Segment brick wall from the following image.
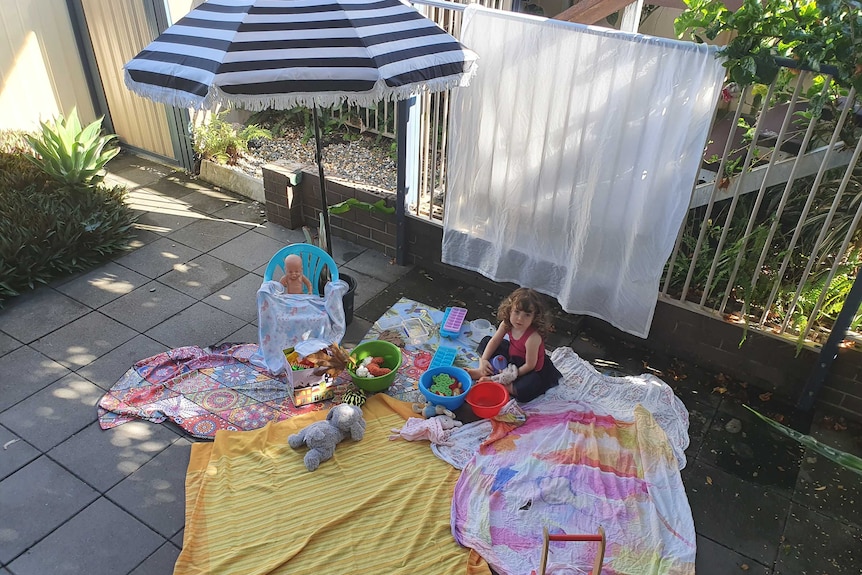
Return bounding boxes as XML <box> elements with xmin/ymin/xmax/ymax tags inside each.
<box><xmin>263</xmin><ymin>164</ymin><xmax>862</xmax><ymax>422</ymax></box>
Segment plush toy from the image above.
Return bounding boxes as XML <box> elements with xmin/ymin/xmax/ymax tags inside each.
<box><xmin>411</xmin><ymin>398</ymin><xmax>456</xmax><ymax>420</ymax></box>
<box><xmin>389</xmin><ymin>415</ymin><xmax>463</xmax><ymax>445</ymax></box>
<box><xmin>287</xmin><ymin>403</ymin><xmax>366</xmax><ymax>471</ymax></box>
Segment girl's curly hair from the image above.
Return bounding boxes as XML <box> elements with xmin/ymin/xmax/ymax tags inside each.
<box><xmin>496</xmin><ymin>288</ymin><xmax>552</xmax><ymax>339</ymax></box>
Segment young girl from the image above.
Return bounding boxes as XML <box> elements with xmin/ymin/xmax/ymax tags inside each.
<box><xmin>468</xmin><ymin>288</ymin><xmax>562</xmax><ymax>403</ymax></box>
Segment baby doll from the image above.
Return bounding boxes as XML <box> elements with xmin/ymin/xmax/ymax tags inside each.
<box><xmin>279</xmin><ymin>253</ymin><xmax>313</xmax><ymax>294</ymax></box>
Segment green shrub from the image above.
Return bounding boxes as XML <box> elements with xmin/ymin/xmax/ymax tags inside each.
<box><xmin>193</xmin><ymin>110</ymin><xmax>272</xmax><ymax>166</ymax></box>
<box><xmin>0</xmin><ymin>118</ymin><xmax>136</xmax><ymax>305</ymax></box>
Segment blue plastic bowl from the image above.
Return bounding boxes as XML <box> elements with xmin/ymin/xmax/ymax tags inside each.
<box><xmin>418</xmin><ymin>366</ymin><xmax>473</xmax><ymax>410</ymax></box>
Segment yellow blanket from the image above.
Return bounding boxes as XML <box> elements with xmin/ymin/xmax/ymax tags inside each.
<box><xmin>174</xmin><ymin>394</ymin><xmax>490</xmax><ymax>575</ymax></box>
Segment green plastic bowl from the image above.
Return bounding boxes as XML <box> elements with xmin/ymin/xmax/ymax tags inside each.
<box><xmin>347</xmin><ymin>340</ymin><xmax>403</xmax><ymax>392</ymax></box>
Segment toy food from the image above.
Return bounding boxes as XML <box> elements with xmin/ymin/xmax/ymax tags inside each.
<box><xmin>354</xmin><ymin>356</ymin><xmax>392</xmax><ymax>378</ymax></box>
<box><xmin>430</xmin><ymin>373</ymin><xmax>463</xmax><ymax>396</ymax></box>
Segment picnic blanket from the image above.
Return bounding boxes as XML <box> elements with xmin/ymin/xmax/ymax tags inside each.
<box><xmin>429</xmin><ymin>346</ymin><xmax>694</xmax><ymax>574</ymax></box>
<box><xmin>97</xmin><ymin>343</ymin><xmax>323</xmax><ymax>439</ymax></box>
<box><xmin>173</xmin><ymin>394</ymin><xmax>491</xmax><ymax>575</ymax></box>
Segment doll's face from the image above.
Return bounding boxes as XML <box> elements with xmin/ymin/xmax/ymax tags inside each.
<box><xmin>285</xmin><ymin>255</ymin><xmax>304</xmax><ymax>280</ymax></box>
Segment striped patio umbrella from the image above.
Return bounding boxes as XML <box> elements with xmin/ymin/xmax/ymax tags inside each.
<box><xmin>124</xmin><ymin>0</ymin><xmax>478</xmax><ymax>254</ymax></box>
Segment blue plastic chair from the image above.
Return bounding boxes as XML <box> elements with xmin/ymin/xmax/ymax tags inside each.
<box><xmin>263</xmin><ymin>243</ymin><xmax>339</xmax><ymax>295</ymax></box>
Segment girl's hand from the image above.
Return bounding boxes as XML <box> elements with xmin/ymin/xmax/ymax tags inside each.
<box><xmin>478</xmin><ymin>358</ymin><xmax>493</xmax><ymax>376</ymax></box>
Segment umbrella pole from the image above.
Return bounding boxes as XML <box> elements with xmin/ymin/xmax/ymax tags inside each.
<box><xmin>312</xmin><ymin>104</ymin><xmax>334</xmax><ymax>257</ymax></box>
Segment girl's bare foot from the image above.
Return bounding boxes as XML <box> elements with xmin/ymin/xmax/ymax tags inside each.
<box><xmin>466</xmin><ymin>367</ymin><xmax>483</xmax><ymax>380</ymax></box>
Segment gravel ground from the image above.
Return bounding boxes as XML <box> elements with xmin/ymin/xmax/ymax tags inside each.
<box><xmin>236</xmin><ymin>125</ymin><xmax>397</xmax><ymax>192</ymax></box>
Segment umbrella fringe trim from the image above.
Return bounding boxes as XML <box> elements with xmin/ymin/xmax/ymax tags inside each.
<box><xmin>208</xmin><ymin>74</ymin><xmax>477</xmax><ymax>111</ymax></box>
<box><xmin>124</xmin><ymin>70</ymin><xmax>212</xmax><ymax>110</ymax></box>
<box><xmin>124</xmin><ymin>69</ymin><xmax>478</xmax><ymax>113</ymax></box>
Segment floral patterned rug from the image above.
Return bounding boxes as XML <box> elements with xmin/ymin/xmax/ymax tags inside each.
<box><xmin>97</xmin><ymin>298</ymin><xmax>485</xmax><ymax>439</ymax></box>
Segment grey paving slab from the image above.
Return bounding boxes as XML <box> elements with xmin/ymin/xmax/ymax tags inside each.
<box><xmin>329</xmin><ymin>235</ymin><xmax>368</xmax><ymax>265</ymax></box>
<box><xmin>684</xmin><ymin>396</ymin><xmax>718</xmax><ymax>461</ymax></box>
<box><xmin>112</xmin><ymin>237</ymin><xmax>202</xmax><ymax>280</ymax></box>
<box><xmin>208</xmin><ymin>229</ymin><xmax>285</xmax><ymax>271</ymax></box>
<box><xmin>775</xmin><ymin>502</ymin><xmax>862</xmax><ymax>574</ymax></box>
<box><xmin>683</xmin><ymin>460</ymin><xmax>790</xmax><ymax>565</ymax></box>
<box><xmin>124</xmin><ymin>189</ymin><xmax>203</xmax><ymax>236</ymax></box>
<box><xmin>105</xmin><ymin>438</ymin><xmax>193</xmax><ymax>538</ymax></box>
<box><xmin>130</xmin><ymin>541</ymin><xmax>181</xmax><ymax>575</ymax></box>
<box><xmin>202</xmin><ymin>273</ymin><xmax>262</xmax><ymax>323</ymax></box>
<box><xmin>340</xmin><ymin>247</ymin><xmax>412</xmax><ymax>283</ymax></box>
<box><xmin>5</xmin><ymin>498</ymin><xmax>165</xmax><ymax>575</ymax></box>
<box><xmin>0</xmin><ymin>456</ymin><xmax>98</xmax><ymax>564</ymax></box>
<box><xmin>75</xmin><ymin>334</ymin><xmax>168</xmax><ymax>391</ymax></box>
<box><xmin>0</xmin><ymin>346</ymin><xmax>70</xmax><ymax>411</ymax></box>
<box><xmin>339</xmin><ymin>268</ymin><xmax>388</xmax><ymax>312</ymax></box>
<box><xmin>158</xmin><ymin>253</ymin><xmax>248</xmax><ymax>300</ymax></box>
<box><xmin>355</xmin><ymin>265</ymin><xmax>463</xmax><ymax>321</ymax></box>
<box><xmin>29</xmin><ymin>311</ymin><xmax>137</xmax><ymax>370</ymax></box>
<box><xmin>253</xmin><ymin>221</ymin><xmax>307</xmax><ymax>244</ymax></box>
<box><xmin>0</xmin><ymin>424</ymin><xmax>39</xmax><ymax>481</ymax></box>
<box><xmin>123</xmin><ymin>224</ymin><xmax>162</xmax><ymax>248</ymax></box>
<box><xmin>172</xmin><ymin>529</ymin><xmax>184</xmax><ymax>548</ymax></box>
<box><xmin>792</xmin><ymin>413</ymin><xmax>862</xmax><ymax>528</ymax></box>
<box><xmin>167</xmin><ymin>217</ymin><xmax>249</xmax><ymax>252</ymax></box>
<box><xmin>0</xmin><ymin>331</ymin><xmax>20</xmax><ymax>356</ymax></box>
<box><xmin>49</xmin><ymin>421</ymin><xmax>181</xmax><ymax>493</ymax></box>
<box><xmin>0</xmin><ymin>289</ymin><xmax>90</xmax><ymax>343</ymax></box>
<box><xmin>211</xmin><ymin>200</ymin><xmax>267</xmax><ymax>225</ymax></box>
<box><xmin>695</xmin><ymin>535</ymin><xmax>771</xmax><ymax>574</ymax></box>
<box><xmin>698</xmin><ymin>399</ymin><xmax>804</xmax><ymax>493</ymax></box>
<box><xmin>100</xmin><ymin>281</ymin><xmax>196</xmax><ymax>333</ymax></box>
<box><xmin>54</xmin><ymin>262</ymin><xmax>149</xmax><ymax>308</ymax></box>
<box><xmin>145</xmin><ymin>174</ymin><xmax>216</xmax><ymax>201</ymax></box>
<box><xmin>176</xmin><ymin>187</ymin><xmax>247</xmax><ymax>214</ymax></box>
<box><xmin>103</xmin><ymin>153</ymin><xmax>175</xmax><ymax>189</ymax></box>
<box><xmin>0</xmin><ymin>372</ymin><xmax>103</xmax><ymax>452</ymax></box>
<box><xmin>344</xmin><ymin>316</ymin><xmax>373</xmax><ymax>346</ymax></box>
<box><xmin>222</xmin><ymin>322</ymin><xmax>260</xmax><ymax>346</ymax></box>
<box><xmin>145</xmin><ymin>301</ymin><xmax>244</xmax><ymax>349</ymax></box>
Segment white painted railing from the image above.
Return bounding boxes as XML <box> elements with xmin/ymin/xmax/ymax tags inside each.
<box><xmin>356</xmin><ymin>1</ymin><xmax>862</xmax><ymax>347</ymax></box>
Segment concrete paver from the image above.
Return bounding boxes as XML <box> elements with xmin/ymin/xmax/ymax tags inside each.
<box><xmin>0</xmin><ymin>372</ymin><xmax>104</xmax><ymax>452</ymax></box>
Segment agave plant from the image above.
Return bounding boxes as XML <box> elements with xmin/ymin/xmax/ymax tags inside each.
<box><xmin>25</xmin><ymin>109</ymin><xmax>119</xmax><ymax>187</ymax></box>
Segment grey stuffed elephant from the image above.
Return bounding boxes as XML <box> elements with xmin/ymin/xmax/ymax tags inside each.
<box><xmin>287</xmin><ymin>403</ymin><xmax>366</xmax><ymax>471</ymax></box>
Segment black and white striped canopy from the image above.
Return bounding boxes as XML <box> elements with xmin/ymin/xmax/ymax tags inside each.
<box><xmin>124</xmin><ymin>0</ymin><xmax>478</xmax><ymax>111</ymax></box>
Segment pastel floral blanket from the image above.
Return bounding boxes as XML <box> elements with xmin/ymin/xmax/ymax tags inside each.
<box><xmin>451</xmin><ymin>397</ymin><xmax>696</xmax><ymax>575</ymax></box>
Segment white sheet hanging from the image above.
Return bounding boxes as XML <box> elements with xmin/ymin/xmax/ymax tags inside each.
<box><xmin>442</xmin><ymin>6</ymin><xmax>725</xmax><ymax>337</ymax></box>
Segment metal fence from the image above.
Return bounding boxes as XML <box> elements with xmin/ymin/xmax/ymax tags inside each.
<box><xmin>661</xmin><ymin>68</ymin><xmax>862</xmax><ymax>347</ymax></box>
<box><xmin>348</xmin><ymin>2</ymin><xmax>862</xmax><ymax>348</ymax></box>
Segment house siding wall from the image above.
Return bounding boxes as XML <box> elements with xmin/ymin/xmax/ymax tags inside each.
<box><xmin>263</xmin><ymin>164</ymin><xmax>862</xmax><ymax>423</ymax></box>
<box><xmin>0</xmin><ymin>0</ymin><xmax>96</xmax><ymax>131</ymax></box>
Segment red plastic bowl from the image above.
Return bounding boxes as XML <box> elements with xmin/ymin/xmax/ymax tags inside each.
<box><xmin>466</xmin><ymin>381</ymin><xmax>509</xmax><ymax>418</ymax></box>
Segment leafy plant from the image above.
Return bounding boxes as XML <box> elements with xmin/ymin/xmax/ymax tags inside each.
<box><xmin>302</xmin><ymin>198</ymin><xmax>395</xmax><ymax>254</ymax></box>
<box><xmin>25</xmin><ymin>109</ymin><xmax>120</xmax><ymax>187</ymax></box>
<box><xmin>1</xmin><ymin>129</ymin><xmax>136</xmax><ymax>305</ymax></box>
<box><xmin>744</xmin><ymin>405</ymin><xmax>862</xmax><ymax>476</ymax></box>
<box><xmin>193</xmin><ymin>110</ymin><xmax>272</xmax><ymax>165</ymax></box>
<box><xmin>675</xmin><ymin>0</ymin><xmax>862</xmax><ymax>94</ymax></box>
